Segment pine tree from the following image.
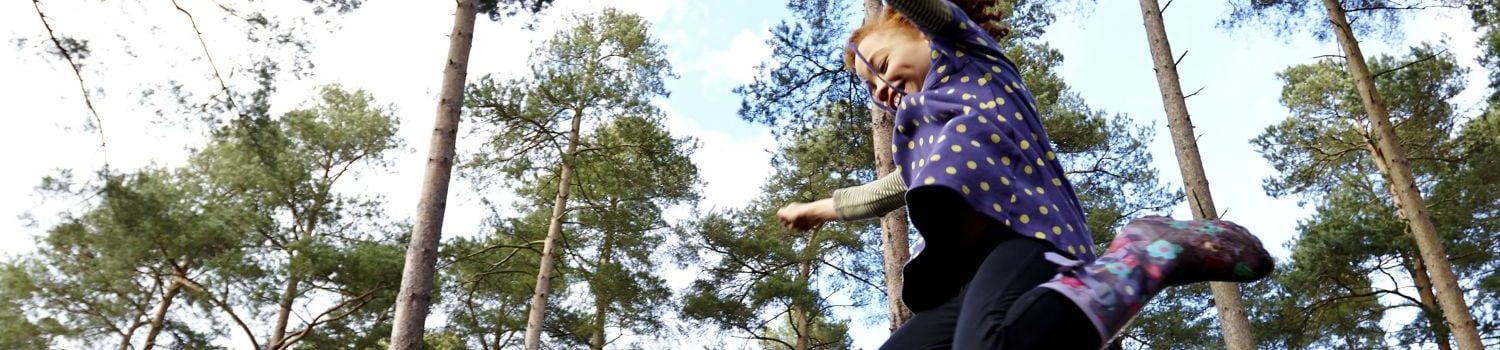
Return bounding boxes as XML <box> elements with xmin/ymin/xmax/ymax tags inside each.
<box><xmin>458</xmin><ymin>9</ymin><xmax>674</xmax><ymax>348</ymax></box>
<box><xmin>390</xmin><ymin>1</ymin><xmax>554</xmax><ymax>347</ymax></box>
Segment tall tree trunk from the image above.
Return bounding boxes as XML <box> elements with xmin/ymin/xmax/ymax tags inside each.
<box><xmin>141</xmin><ymin>280</ymin><xmax>183</xmax><ymax>350</ymax></box>
<box><xmin>1136</xmin><ymin>2</ymin><xmax>1257</xmax><ymax>349</ymax></box>
<box><xmin>389</xmin><ymin>0</ymin><xmax>477</xmax><ymax>348</ymax></box>
<box><xmin>523</xmin><ymin>107</ymin><xmax>586</xmax><ymax>350</ymax></box>
<box><xmin>1403</xmin><ymin>250</ymin><xmax>1454</xmax><ymax>350</ymax></box>
<box><xmin>793</xmin><ymin>258</ymin><xmax>813</xmax><ymax>350</ymax></box>
<box><xmin>589</xmin><ymin>230</ymin><xmax>614</xmax><ymax>350</ymax></box>
<box><xmin>269</xmin><ymin>273</ymin><xmax>301</xmax><ymax>349</ymax></box>
<box><xmin>863</xmin><ymin>0</ymin><xmax>913</xmax><ymax>331</ymax></box>
<box><xmin>1320</xmin><ymin>2</ymin><xmax>1485</xmax><ymax>349</ymax></box>
<box><xmin>1366</xmin><ymin>142</ymin><xmax>1452</xmax><ymax>350</ymax></box>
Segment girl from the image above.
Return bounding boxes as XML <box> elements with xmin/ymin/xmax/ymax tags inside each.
<box><xmin>775</xmin><ymin>0</ymin><xmax>1274</xmax><ymax>348</ymax></box>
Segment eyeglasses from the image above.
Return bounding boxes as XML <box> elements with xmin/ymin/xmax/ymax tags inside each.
<box><xmin>847</xmin><ymin>41</ymin><xmax>907</xmax><ymax>113</ymax></box>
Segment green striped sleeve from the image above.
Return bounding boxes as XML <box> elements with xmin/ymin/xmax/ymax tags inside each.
<box><xmin>886</xmin><ymin>0</ymin><xmax>956</xmax><ymax>36</ymax></box>
<box><xmin>832</xmin><ymin>172</ymin><xmax>907</xmax><ymax>221</ymax></box>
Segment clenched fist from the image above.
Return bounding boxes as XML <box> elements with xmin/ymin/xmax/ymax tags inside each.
<box><xmin>776</xmin><ymin>198</ymin><xmax>837</xmax><ymax>231</ymax></box>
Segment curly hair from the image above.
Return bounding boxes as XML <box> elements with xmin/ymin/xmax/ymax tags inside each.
<box><xmin>843</xmin><ymin>0</ymin><xmax>1012</xmax><ymax>72</ymax></box>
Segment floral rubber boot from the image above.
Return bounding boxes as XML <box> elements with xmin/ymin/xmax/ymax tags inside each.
<box><xmin>1034</xmin><ymin>216</ymin><xmax>1275</xmax><ymax>343</ymax></box>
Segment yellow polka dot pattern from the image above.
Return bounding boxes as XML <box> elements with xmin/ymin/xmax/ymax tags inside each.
<box><xmin>880</xmin><ymin>5</ymin><xmax>1095</xmax><ymax>261</ymax></box>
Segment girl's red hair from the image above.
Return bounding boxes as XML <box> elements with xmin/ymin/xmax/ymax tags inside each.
<box><xmin>843</xmin><ymin>1</ymin><xmax>1012</xmax><ymax>72</ymax></box>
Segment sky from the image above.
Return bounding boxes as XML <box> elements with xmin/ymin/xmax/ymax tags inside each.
<box><xmin>0</xmin><ymin>0</ymin><xmax>1490</xmax><ymax>349</ymax></box>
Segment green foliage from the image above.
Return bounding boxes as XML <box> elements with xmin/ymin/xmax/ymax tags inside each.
<box><xmin>735</xmin><ymin>0</ymin><xmax>865</xmax><ymax>138</ymax></box>
<box><xmin>1253</xmin><ymin>44</ymin><xmax>1464</xmax><ymax>201</ymax></box>
<box><xmin>0</xmin><ymin>261</ymin><xmax>60</xmax><ymax>350</ymax></box>
<box><xmin>678</xmin><ymin>106</ymin><xmax>880</xmax><ymax>348</ymax></box>
<box><xmin>200</xmin><ymin>85</ymin><xmax>407</xmax><ymax>348</ymax></box>
<box><xmin>1116</xmin><ymin>284</ymin><xmax>1223</xmax><ymax>349</ymax></box>
<box><xmin>1250</xmin><ymin>44</ymin><xmax>1500</xmax><ymax>347</ymax></box>
<box><xmin>440</xmin><ymin>217</ymin><xmax>552</xmax><ymax>349</ymax></box>
<box><xmin>477</xmin><ymin>0</ymin><xmax>556</xmax><ymax>22</ymax></box>
<box><xmin>464</xmin><ymin>8</ymin><xmax>673</xmax><ymax>184</ymax></box>
<box><xmin>1221</xmin><ymin>0</ymin><xmax>1411</xmax><ymax>42</ymax></box>
<box><xmin>1</xmin><ymin>85</ymin><xmax>408</xmax><ymax>349</ymax></box>
<box><xmin>5</xmin><ymin>166</ymin><xmax>262</xmax><ymax>348</ymax></box>
<box><xmin>1472</xmin><ymin>1</ymin><xmax>1500</xmax><ymax>104</ymax></box>
<box><xmin>759</xmin><ymin>315</ymin><xmax>853</xmax><ymax>350</ymax></box>
<box><xmin>1434</xmin><ymin>110</ymin><xmax>1500</xmax><ymax>335</ymax></box>
<box><xmin>450</xmin><ymin>9</ymin><xmax>693</xmax><ymax>349</ymax></box>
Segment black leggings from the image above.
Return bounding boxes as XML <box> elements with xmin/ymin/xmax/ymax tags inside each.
<box><xmin>881</xmin><ymin>237</ymin><xmax>1103</xmax><ymax>349</ymax></box>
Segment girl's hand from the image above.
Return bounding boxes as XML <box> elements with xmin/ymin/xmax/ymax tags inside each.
<box><xmin>777</xmin><ymin>198</ymin><xmax>837</xmax><ymax>231</ymax></box>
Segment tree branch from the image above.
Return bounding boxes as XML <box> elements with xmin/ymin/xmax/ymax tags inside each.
<box><xmin>31</xmin><ymin>0</ymin><xmax>107</xmax><ymax>163</ymax></box>
<box><xmin>1372</xmin><ymin>52</ymin><xmax>1444</xmax><ymax>79</ymax></box>
<box><xmin>276</xmin><ymin>285</ymin><xmax>385</xmax><ymax>349</ymax></box>
<box><xmin>171</xmin><ymin>0</ymin><xmax>240</xmax><ymax>117</ymax></box>
<box><xmin>1183</xmin><ymin>86</ymin><xmax>1205</xmax><ymax>99</ymax></box>
<box><xmin>177</xmin><ymin>275</ymin><xmax>261</xmax><ymax>350</ymax></box>
<box><xmin>817</xmin><ymin>258</ymin><xmax>881</xmax><ymax>291</ymax></box>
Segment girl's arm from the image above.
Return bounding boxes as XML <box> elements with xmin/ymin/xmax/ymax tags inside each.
<box><xmin>886</xmin><ymin>0</ymin><xmax>957</xmax><ymax>35</ymax></box>
<box><xmin>778</xmin><ymin>172</ymin><xmax>907</xmax><ymax>230</ymax></box>
<box><xmin>831</xmin><ymin>171</ymin><xmax>907</xmax><ymax>220</ymax></box>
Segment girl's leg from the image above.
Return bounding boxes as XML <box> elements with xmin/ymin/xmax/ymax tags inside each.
<box><xmin>957</xmin><ymin>217</ymin><xmax>1274</xmax><ymax>347</ymax></box>
<box><xmin>991</xmin><ymin>290</ymin><xmax>1102</xmax><ymax>349</ymax></box>
<box><xmin>950</xmin><ymin>237</ymin><xmax>1101</xmax><ymax>349</ymax></box>
<box><xmin>884</xmin><ymin>216</ymin><xmax>1007</xmax><ymax>348</ymax></box>
<box><xmin>880</xmin><ymin>292</ymin><xmax>962</xmax><ymax>349</ymax></box>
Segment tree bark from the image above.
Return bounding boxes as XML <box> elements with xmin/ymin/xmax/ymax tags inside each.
<box><xmin>1403</xmin><ymin>250</ymin><xmax>1454</xmax><ymax>350</ymax></box>
<box><xmin>1320</xmin><ymin>2</ymin><xmax>1485</xmax><ymax>349</ymax></box>
<box><xmin>268</xmin><ymin>272</ymin><xmax>301</xmax><ymax>349</ymax></box>
<box><xmin>589</xmin><ymin>230</ymin><xmax>614</xmax><ymax>350</ymax></box>
<box><xmin>1136</xmin><ymin>2</ymin><xmax>1257</xmax><ymax>349</ymax></box>
<box><xmin>863</xmin><ymin>0</ymin><xmax>913</xmax><ymax>332</ymax></box>
<box><xmin>141</xmin><ymin>281</ymin><xmax>183</xmax><ymax>350</ymax></box>
<box><xmin>1366</xmin><ymin>142</ymin><xmax>1451</xmax><ymax>350</ymax></box>
<box><xmin>793</xmin><ymin>258</ymin><xmax>813</xmax><ymax>350</ymax></box>
<box><xmin>118</xmin><ymin>322</ymin><xmax>140</xmax><ymax>350</ymax></box>
<box><xmin>523</xmin><ymin>106</ymin><xmax>586</xmax><ymax>350</ymax></box>
<box><xmin>389</xmin><ymin>0</ymin><xmax>477</xmax><ymax>348</ymax></box>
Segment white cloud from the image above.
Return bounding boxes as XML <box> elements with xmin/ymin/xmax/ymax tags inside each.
<box><xmin>656</xmin><ymin>100</ymin><xmax>776</xmax><ymax>212</ymax></box>
<box><xmin>695</xmin><ymin>27</ymin><xmax>778</xmax><ymax>86</ymax></box>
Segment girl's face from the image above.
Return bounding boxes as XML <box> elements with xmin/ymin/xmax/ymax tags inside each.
<box><xmin>853</xmin><ymin>29</ymin><xmax>931</xmax><ymax>111</ymax></box>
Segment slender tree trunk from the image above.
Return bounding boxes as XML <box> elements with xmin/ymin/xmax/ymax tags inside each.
<box><xmin>863</xmin><ymin>0</ymin><xmax>912</xmax><ymax>331</ymax></box>
<box><xmin>1136</xmin><ymin>2</ymin><xmax>1257</xmax><ymax>349</ymax></box>
<box><xmin>1367</xmin><ymin>143</ymin><xmax>1452</xmax><ymax>350</ymax></box>
<box><xmin>268</xmin><ymin>273</ymin><xmax>301</xmax><ymax>349</ymax></box>
<box><xmin>793</xmin><ymin>258</ymin><xmax>813</xmax><ymax>350</ymax></box>
<box><xmin>1320</xmin><ymin>2</ymin><xmax>1485</xmax><ymax>349</ymax></box>
<box><xmin>389</xmin><ymin>1</ymin><xmax>477</xmax><ymax>348</ymax></box>
<box><xmin>141</xmin><ymin>281</ymin><xmax>183</xmax><ymax>350</ymax></box>
<box><xmin>1403</xmin><ymin>250</ymin><xmax>1454</xmax><ymax>350</ymax></box>
<box><xmin>589</xmin><ymin>231</ymin><xmax>614</xmax><ymax>350</ymax></box>
<box><xmin>523</xmin><ymin>107</ymin><xmax>586</xmax><ymax>350</ymax></box>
